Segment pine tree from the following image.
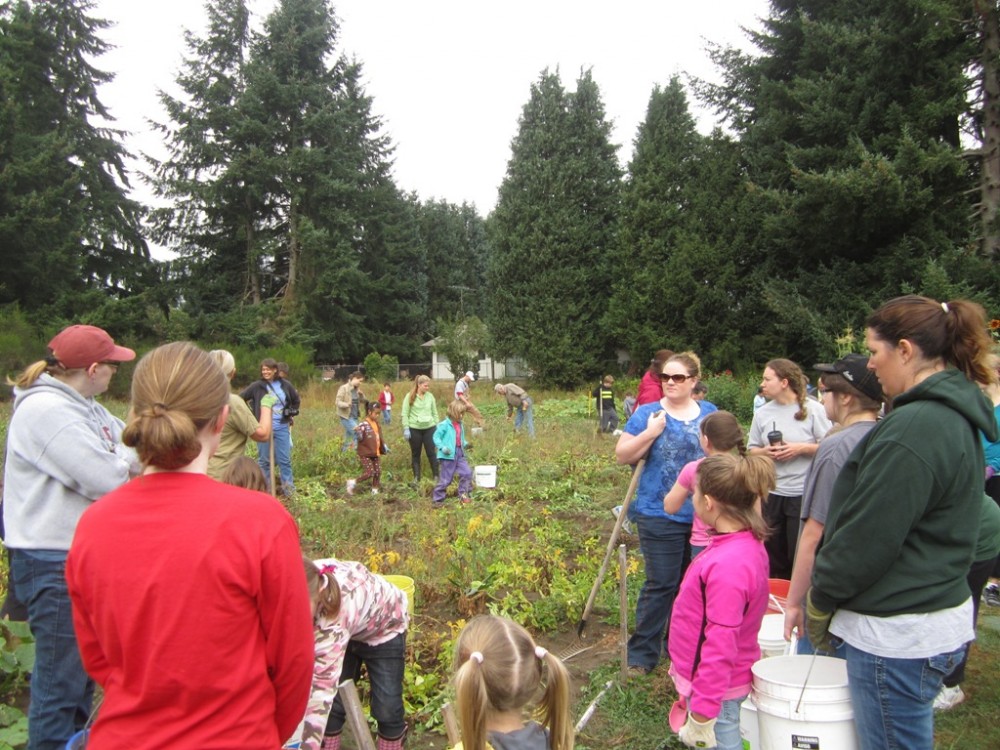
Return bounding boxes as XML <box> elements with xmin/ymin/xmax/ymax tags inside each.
<box><xmin>0</xmin><ymin>0</ymin><xmax>149</xmax><ymax>317</ymax></box>
<box><xmin>488</xmin><ymin>69</ymin><xmax>621</xmax><ymax>386</ymax></box>
<box><xmin>148</xmin><ymin>0</ymin><xmax>263</xmax><ymax>314</ymax></box>
<box><xmin>699</xmin><ymin>0</ymin><xmax>979</xmax><ymax>361</ymax></box>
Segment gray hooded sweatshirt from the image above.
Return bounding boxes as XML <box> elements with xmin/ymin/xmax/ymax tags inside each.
<box><xmin>3</xmin><ymin>373</ymin><xmax>138</xmax><ymax>551</ymax></box>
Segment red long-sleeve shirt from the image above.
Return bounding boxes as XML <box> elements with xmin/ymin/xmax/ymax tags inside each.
<box><xmin>67</xmin><ymin>472</ymin><xmax>315</xmax><ymax>750</ymax></box>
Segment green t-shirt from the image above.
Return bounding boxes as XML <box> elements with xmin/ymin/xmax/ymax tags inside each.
<box><xmin>207</xmin><ymin>393</ymin><xmax>261</xmax><ymax>480</ymax></box>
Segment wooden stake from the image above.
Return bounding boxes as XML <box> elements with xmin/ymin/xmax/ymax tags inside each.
<box><xmin>337</xmin><ymin>680</ymin><xmax>376</xmax><ymax>750</ymax></box>
<box><xmin>619</xmin><ymin>543</ymin><xmax>628</xmax><ymax>682</ymax></box>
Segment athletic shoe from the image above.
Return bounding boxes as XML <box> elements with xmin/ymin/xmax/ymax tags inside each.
<box><xmin>460</xmin><ymin>495</ymin><xmax>472</xmax><ymax>505</ymax></box>
<box><xmin>371</xmin><ymin>488</ymin><xmax>379</xmax><ymax>495</ymax></box>
<box><xmin>612</xmin><ymin>505</ymin><xmax>634</xmax><ymax>535</ymax></box>
<box><xmin>983</xmin><ymin>583</ymin><xmax>1000</xmax><ymax>607</ymax></box>
<box><xmin>933</xmin><ymin>685</ymin><xmax>965</xmax><ymax>711</ymax></box>
<box><xmin>346</xmin><ymin>479</ymin><xmax>356</xmax><ymax>496</ymax></box>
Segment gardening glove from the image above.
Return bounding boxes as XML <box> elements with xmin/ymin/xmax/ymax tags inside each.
<box><xmin>806</xmin><ymin>588</ymin><xmax>835</xmax><ymax>653</ymax></box>
<box><xmin>261</xmin><ymin>393</ymin><xmax>278</xmax><ymax>410</ymax></box>
<box><xmin>403</xmin><ymin>428</ymin><xmax>411</xmax><ymax>440</ymax></box>
<box><xmin>678</xmin><ymin>714</ymin><xmax>717</xmax><ymax>748</ymax></box>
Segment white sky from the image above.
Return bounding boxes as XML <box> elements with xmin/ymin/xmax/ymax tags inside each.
<box><xmin>94</xmin><ymin>0</ymin><xmax>768</xmax><ymax>234</ymax></box>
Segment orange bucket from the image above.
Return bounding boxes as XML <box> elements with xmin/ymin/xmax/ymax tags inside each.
<box><xmin>767</xmin><ymin>578</ymin><xmax>790</xmax><ymax>614</ymax></box>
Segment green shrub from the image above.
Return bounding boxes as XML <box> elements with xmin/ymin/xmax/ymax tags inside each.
<box><xmin>362</xmin><ymin>352</ymin><xmax>400</xmax><ymax>384</ymax></box>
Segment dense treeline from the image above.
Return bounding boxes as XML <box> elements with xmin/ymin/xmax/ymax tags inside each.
<box><xmin>1</xmin><ymin>0</ymin><xmax>997</xmax><ymax>385</ymax></box>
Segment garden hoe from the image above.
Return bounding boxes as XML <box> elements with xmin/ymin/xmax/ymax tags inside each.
<box><xmin>573</xmin><ymin>457</ymin><xmax>646</xmax><ymax>640</ymax></box>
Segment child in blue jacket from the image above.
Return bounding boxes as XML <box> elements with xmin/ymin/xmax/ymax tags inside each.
<box><xmin>432</xmin><ymin>400</ymin><xmax>473</xmax><ymax>507</ymax></box>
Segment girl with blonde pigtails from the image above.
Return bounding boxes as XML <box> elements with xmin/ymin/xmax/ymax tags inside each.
<box><xmin>450</xmin><ymin>615</ymin><xmax>574</xmax><ymax>750</ymax></box>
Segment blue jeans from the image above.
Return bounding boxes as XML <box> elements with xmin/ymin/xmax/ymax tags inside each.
<box><xmin>339</xmin><ymin>417</ymin><xmax>358</xmax><ymax>451</ymax></box>
<box><xmin>628</xmin><ymin>516</ymin><xmax>691</xmax><ymax>671</ymax></box>
<box><xmin>325</xmin><ymin>632</ymin><xmax>406</xmax><ymax>739</ymax></box>
<box><xmin>258</xmin><ymin>426</ymin><xmax>294</xmax><ymax>491</ymax></box>
<box><xmin>514</xmin><ymin>399</ymin><xmax>535</xmax><ymax>437</ymax></box>
<box><xmin>844</xmin><ymin>642</ymin><xmax>966</xmax><ymax>750</ymax></box>
<box><xmin>12</xmin><ymin>550</ymin><xmax>95</xmax><ymax>750</ymax></box>
<box><xmin>714</xmin><ymin>696</ymin><xmax>745</xmax><ymax>750</ymax></box>
<box><xmin>383</xmin><ymin>409</ymin><xmax>391</xmax><ymax>425</ymax></box>
<box><xmin>795</xmin><ymin>631</ymin><xmax>847</xmax><ymax>658</ymax></box>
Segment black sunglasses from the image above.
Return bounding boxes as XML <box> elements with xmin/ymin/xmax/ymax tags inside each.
<box><xmin>658</xmin><ymin>373</ymin><xmax>693</xmax><ymax>383</ymax></box>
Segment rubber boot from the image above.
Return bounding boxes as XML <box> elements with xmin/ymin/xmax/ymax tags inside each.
<box><xmin>377</xmin><ymin>732</ymin><xmax>406</xmax><ymax>750</ymax></box>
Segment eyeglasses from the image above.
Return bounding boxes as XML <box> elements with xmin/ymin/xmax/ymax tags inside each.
<box><xmin>99</xmin><ymin>361</ymin><xmax>120</xmax><ymax>372</ymax></box>
<box><xmin>658</xmin><ymin>373</ymin><xmax>693</xmax><ymax>383</ymax></box>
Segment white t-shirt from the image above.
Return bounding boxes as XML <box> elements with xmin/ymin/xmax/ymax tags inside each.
<box><xmin>748</xmin><ymin>399</ymin><xmax>832</xmax><ymax>496</ymax></box>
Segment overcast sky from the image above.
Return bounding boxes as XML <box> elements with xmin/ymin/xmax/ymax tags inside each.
<box><xmin>94</xmin><ymin>0</ymin><xmax>769</xmax><ymax>227</ymax></box>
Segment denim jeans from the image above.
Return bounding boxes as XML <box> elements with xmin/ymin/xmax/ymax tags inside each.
<box><xmin>325</xmin><ymin>632</ymin><xmax>406</xmax><ymax>739</ymax></box>
<box><xmin>258</xmin><ymin>426</ymin><xmax>294</xmax><ymax>491</ymax></box>
<box><xmin>382</xmin><ymin>409</ymin><xmax>391</xmax><ymax>425</ymax></box>
<box><xmin>627</xmin><ymin>515</ymin><xmax>691</xmax><ymax>671</ymax></box>
<box><xmin>844</xmin><ymin>641</ymin><xmax>966</xmax><ymax>750</ymax></box>
<box><xmin>714</xmin><ymin>696</ymin><xmax>746</xmax><ymax>750</ymax></box>
<box><xmin>339</xmin><ymin>417</ymin><xmax>358</xmax><ymax>451</ymax></box>
<box><xmin>795</xmin><ymin>631</ymin><xmax>847</xmax><ymax>658</ymax></box>
<box><xmin>12</xmin><ymin>550</ymin><xmax>95</xmax><ymax>750</ymax></box>
<box><xmin>514</xmin><ymin>399</ymin><xmax>535</xmax><ymax>437</ymax></box>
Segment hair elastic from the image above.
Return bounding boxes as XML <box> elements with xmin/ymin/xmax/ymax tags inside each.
<box><xmin>535</xmin><ymin>646</ymin><xmax>548</xmax><ymax>659</ymax></box>
<box><xmin>941</xmin><ymin>302</ymin><xmax>950</xmax><ymax>314</ymax></box>
<box><xmin>469</xmin><ymin>651</ymin><xmax>484</xmax><ymax>664</ymax></box>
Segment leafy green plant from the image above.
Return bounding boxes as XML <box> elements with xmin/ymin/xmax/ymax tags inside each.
<box><xmin>0</xmin><ymin>620</ymin><xmax>33</xmax><ymax>750</ymax></box>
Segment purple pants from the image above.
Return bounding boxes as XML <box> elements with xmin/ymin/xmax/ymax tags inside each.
<box><xmin>432</xmin><ymin>449</ymin><xmax>473</xmax><ymax>502</ymax></box>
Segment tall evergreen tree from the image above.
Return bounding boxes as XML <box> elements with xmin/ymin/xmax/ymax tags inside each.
<box><xmin>0</xmin><ymin>0</ymin><xmax>149</xmax><ymax>318</ymax></box>
<box><xmin>488</xmin><ymin>69</ymin><xmax>621</xmax><ymax>386</ymax></box>
<box><xmin>419</xmin><ymin>198</ymin><xmax>489</xmax><ymax>326</ymax></box>
<box><xmin>605</xmin><ymin>77</ymin><xmax>705</xmax><ymax>362</ymax></box>
<box><xmin>698</xmin><ymin>0</ymin><xmax>981</xmax><ymax>361</ymax></box>
<box><xmin>148</xmin><ymin>0</ymin><xmax>264</xmax><ymax>315</ymax></box>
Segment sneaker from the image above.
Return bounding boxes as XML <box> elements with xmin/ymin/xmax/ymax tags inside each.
<box><xmin>460</xmin><ymin>495</ymin><xmax>472</xmax><ymax>505</ymax></box>
<box><xmin>627</xmin><ymin>665</ymin><xmax>650</xmax><ymax>680</ymax></box>
<box><xmin>933</xmin><ymin>685</ymin><xmax>965</xmax><ymax>711</ymax></box>
<box><xmin>984</xmin><ymin>583</ymin><xmax>1000</xmax><ymax>607</ymax></box>
<box><xmin>612</xmin><ymin>505</ymin><xmax>634</xmax><ymax>535</ymax></box>
<box><xmin>371</xmin><ymin>488</ymin><xmax>379</xmax><ymax>495</ymax></box>
<box><xmin>346</xmin><ymin>479</ymin><xmax>356</xmax><ymax>496</ymax></box>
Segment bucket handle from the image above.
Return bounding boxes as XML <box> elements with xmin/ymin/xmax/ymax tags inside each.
<box><xmin>794</xmin><ymin>652</ymin><xmax>818</xmax><ymax>714</ymax></box>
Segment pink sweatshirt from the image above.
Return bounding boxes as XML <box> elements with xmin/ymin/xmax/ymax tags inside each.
<box><xmin>668</xmin><ymin>529</ymin><xmax>769</xmax><ymax>718</ymax></box>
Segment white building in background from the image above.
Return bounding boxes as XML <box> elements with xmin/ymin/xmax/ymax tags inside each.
<box><xmin>420</xmin><ymin>338</ymin><xmax>530</xmax><ymax>381</ymax></box>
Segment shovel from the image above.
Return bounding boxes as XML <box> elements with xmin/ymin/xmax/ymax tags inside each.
<box><xmin>575</xmin><ymin>458</ymin><xmax>646</xmax><ymax>638</ymax></box>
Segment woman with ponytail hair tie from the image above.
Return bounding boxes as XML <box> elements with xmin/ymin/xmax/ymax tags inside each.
<box><xmin>66</xmin><ymin>342</ymin><xmax>315</xmax><ymax>750</ymax></box>
<box><xmin>450</xmin><ymin>615</ymin><xmax>573</xmax><ymax>750</ymax></box>
<box><xmin>808</xmin><ymin>296</ymin><xmax>999</xmax><ymax>750</ymax></box>
<box><xmin>748</xmin><ymin>358</ymin><xmax>832</xmax><ymax>579</ymax></box>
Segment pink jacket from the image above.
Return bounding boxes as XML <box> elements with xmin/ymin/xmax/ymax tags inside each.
<box><xmin>668</xmin><ymin>530</ymin><xmax>769</xmax><ymax>718</ymax></box>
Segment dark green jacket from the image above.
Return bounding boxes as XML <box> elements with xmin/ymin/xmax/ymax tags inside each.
<box><xmin>812</xmin><ymin>369</ymin><xmax>999</xmax><ymax>616</ymax></box>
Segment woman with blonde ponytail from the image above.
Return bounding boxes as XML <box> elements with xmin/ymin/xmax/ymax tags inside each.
<box><xmin>65</xmin><ymin>342</ymin><xmax>315</xmax><ymax>750</ymax></box>
<box><xmin>450</xmin><ymin>615</ymin><xmax>573</xmax><ymax>750</ymax></box>
<box><xmin>667</xmin><ymin>453</ymin><xmax>774</xmax><ymax>750</ymax></box>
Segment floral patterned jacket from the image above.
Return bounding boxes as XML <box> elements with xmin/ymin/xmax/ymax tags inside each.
<box><xmin>299</xmin><ymin>559</ymin><xmax>409</xmax><ymax>750</ymax></box>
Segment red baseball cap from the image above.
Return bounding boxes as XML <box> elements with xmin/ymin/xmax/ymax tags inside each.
<box><xmin>48</xmin><ymin>325</ymin><xmax>136</xmax><ymax>369</ymax></box>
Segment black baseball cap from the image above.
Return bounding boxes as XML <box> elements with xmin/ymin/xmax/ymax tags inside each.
<box><xmin>814</xmin><ymin>354</ymin><xmax>884</xmax><ymax>403</ymax></box>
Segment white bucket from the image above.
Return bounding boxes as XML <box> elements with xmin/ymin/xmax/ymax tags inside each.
<box><xmin>757</xmin><ymin>613</ymin><xmax>789</xmax><ymax>659</ymax></box>
<box><xmin>474</xmin><ymin>465</ymin><xmax>497</xmax><ymax>488</ymax></box>
<box><xmin>752</xmin><ymin>655</ymin><xmax>858</xmax><ymax>750</ymax></box>
<box><xmin>740</xmin><ymin>695</ymin><xmax>760</xmax><ymax>750</ymax></box>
